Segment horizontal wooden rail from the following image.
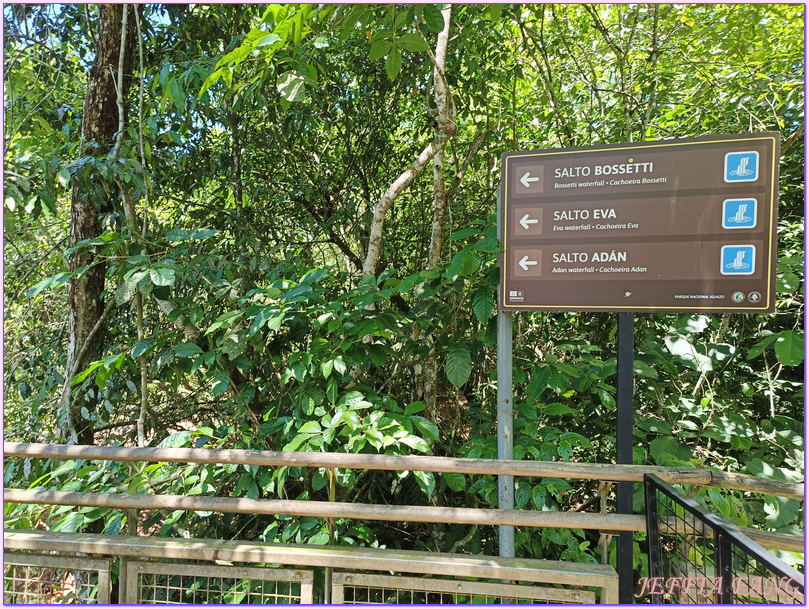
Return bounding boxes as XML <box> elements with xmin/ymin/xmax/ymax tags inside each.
<box><xmin>3</xmin><ymin>529</ymin><xmax>620</xmax><ymax>599</ymax></box>
<box><xmin>4</xmin><ymin>442</ymin><xmax>804</xmax><ymax>500</ymax></box>
<box><xmin>4</xmin><ymin>488</ymin><xmax>802</xmax><ymax>553</ymax></box>
<box><xmin>3</xmin><ymin>488</ymin><xmax>644</xmax><ymax>532</ymax></box>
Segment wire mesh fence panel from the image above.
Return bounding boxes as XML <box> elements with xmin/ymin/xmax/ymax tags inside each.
<box><xmin>3</xmin><ymin>553</ymin><xmax>110</xmax><ymax>604</ymax></box>
<box><xmin>331</xmin><ymin>572</ymin><xmax>597</xmax><ymax>604</ymax></box>
<box><xmin>644</xmin><ymin>473</ymin><xmax>804</xmax><ymax>604</ymax></box>
<box><xmin>125</xmin><ymin>561</ymin><xmax>313</xmax><ymax>604</ymax></box>
<box><xmin>725</xmin><ymin>537</ymin><xmax>805</xmax><ymax>603</ymax></box>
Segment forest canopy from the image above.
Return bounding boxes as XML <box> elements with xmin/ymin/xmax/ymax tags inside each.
<box><xmin>3</xmin><ymin>3</ymin><xmax>804</xmax><ymax>571</ymax></box>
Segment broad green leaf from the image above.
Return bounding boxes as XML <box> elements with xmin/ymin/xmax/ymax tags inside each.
<box><xmin>541</xmin><ymin>478</ymin><xmax>572</xmax><ymax>492</ymax></box>
<box><xmin>475</xmin><ymin>238</ymin><xmax>501</xmax><ymax>253</ymax></box>
<box><xmin>764</xmin><ymin>497</ymin><xmax>801</xmax><ymax>529</ymax></box>
<box><xmin>57</xmin><ymin>167</ymin><xmax>71</xmax><ymax>188</ymax></box>
<box><xmin>249</xmin><ymin>30</ymin><xmax>281</xmax><ymax>47</ymax></box>
<box><xmin>191</xmin><ymin>228</ymin><xmax>220</xmax><ymax>240</ymax></box>
<box><xmin>166</xmin><ymin>228</ymin><xmax>191</xmax><ymax>241</ymax></box>
<box><xmin>777</xmin><ymin>272</ymin><xmax>801</xmax><ymax>293</ymax></box>
<box><xmin>69</xmin><ymin>361</ymin><xmax>104</xmax><ymax>386</ymax></box>
<box><xmin>248</xmin><ymin>306</ymin><xmax>276</xmax><ymax>335</ymax></box>
<box><xmin>327</xmin><ymin>377</ymin><xmax>338</xmax><ymax>405</ymax></box>
<box><xmin>527</xmin><ymin>366</ymin><xmax>551</xmax><ymax>396</ymax></box>
<box><xmin>150</xmin><ymin>267</ymin><xmax>176</xmax><ymax>287</ymax></box>
<box><xmin>744</xmin><ymin>458</ymin><xmax>793</xmax><ymax>482</ymax></box>
<box><xmin>211</xmin><ymin>371</ymin><xmax>230</xmax><ymax>397</ymax></box>
<box><xmin>472</xmin><ymin>289</ymin><xmax>494</xmax><ymax>322</ymax></box>
<box><xmin>397</xmin><ymin>273</ymin><xmax>422</xmax><ymax>293</ymax></box>
<box><xmin>532</xmin><ymin>485</ymin><xmax>548</xmax><ymax>509</ymax></box>
<box><xmin>650</xmin><ymin>436</ymin><xmax>680</xmax><ymax>462</ymax></box>
<box><xmin>405</xmin><ymin>401</ymin><xmax>426</xmax><ymax>415</ymax></box>
<box><xmin>396</xmin><ymin>33</ymin><xmax>428</xmax><ymax>52</ymax></box>
<box><xmin>385</xmin><ymin>46</ymin><xmax>402</xmax><ymax>80</ymax></box>
<box><xmin>441</xmin><ymin>471</ymin><xmax>466</xmax><ymax>492</ymax></box>
<box><xmin>175</xmin><ymin>343</ymin><xmax>203</xmax><ymax>358</ymax></box>
<box><xmin>633</xmin><ymin>360</ymin><xmax>659</xmax><ymax>379</ymax></box>
<box><xmin>170</xmin><ymin>79</ymin><xmax>186</xmax><ymax>112</ymax></box>
<box><xmin>746</xmin><ymin>334</ymin><xmax>779</xmax><ymax>360</ymax></box>
<box><xmin>132</xmin><ymin>339</ymin><xmax>156</xmax><ymax>358</ymax></box>
<box><xmin>51</xmin><ymin>512</ymin><xmax>85</xmax><ymax>533</ymax></box>
<box><xmin>414</xmin><ymin>470</ymin><xmax>435</xmax><ymax>496</ymax></box>
<box><xmin>301</xmin><ymin>268</ymin><xmax>330</xmax><ymax>283</ymax></box>
<box><xmin>449</xmin><ymin>228</ymin><xmax>478</xmax><ymax>240</ymax></box>
<box><xmin>27</xmin><ymin>272</ymin><xmax>71</xmax><ymax>297</ymax></box>
<box><xmin>543</xmin><ymin>403</ymin><xmax>574</xmax><ymax>416</ymax></box>
<box><xmin>515</xmin><ymin>482</ymin><xmax>531</xmax><ymax>508</ymax></box>
<box><xmin>333</xmin><ymin>356</ymin><xmax>347</xmax><ymax>375</ymax></box>
<box><xmin>298</xmin><ymin>420</ymin><xmax>322</xmax><ymax>435</ymax></box>
<box><xmin>774</xmin><ymin>330</ymin><xmax>803</xmax><ymax>366</ymax></box>
<box><xmin>159</xmin><ymin>431</ymin><xmax>191</xmax><ymax>448</ymax></box>
<box><xmin>277</xmin><ymin>72</ymin><xmax>306</xmax><ymax>102</ymax></box>
<box><xmin>411</xmin><ymin>416</ymin><xmax>439</xmax><ymax>441</ymax></box>
<box><xmin>596</xmin><ymin>387</ymin><xmax>615</xmax><ymax>409</ymax></box>
<box><xmin>447</xmin><ymin>246</ymin><xmax>481</xmax><ymax>277</ymax></box>
<box><xmin>281</xmin><ymin>284</ymin><xmax>313</xmax><ymax>303</ymax></box>
<box><xmin>664</xmin><ymin>335</ymin><xmax>712</xmax><ymax>372</ymax></box>
<box><xmin>365</xmin><ymin>428</ymin><xmax>384</xmax><ymax>449</ymax></box>
<box><xmin>38</xmin><ymin>190</ymin><xmax>56</xmax><ymax>215</ymax></box>
<box><xmin>368</xmin><ymin>39</ymin><xmax>392</xmax><ymax>61</ymax></box>
<box><xmin>199</xmin><ymin>68</ymin><xmax>223</xmax><ymax>97</ymax></box>
<box><xmin>422</xmin><ymin>4</ymin><xmax>446</xmax><ymax>32</ymax></box>
<box><xmin>399</xmin><ymin>435</ymin><xmax>430</xmax><ymax>453</ymax></box>
<box><xmin>445</xmin><ymin>342</ymin><xmax>472</xmax><ymax>388</ymax></box>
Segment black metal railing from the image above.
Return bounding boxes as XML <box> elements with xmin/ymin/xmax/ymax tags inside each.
<box><xmin>644</xmin><ymin>473</ymin><xmax>804</xmax><ymax>604</ymax></box>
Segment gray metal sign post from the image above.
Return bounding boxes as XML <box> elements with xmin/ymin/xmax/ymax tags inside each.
<box><xmin>616</xmin><ymin>312</ymin><xmax>635</xmax><ymax>603</ymax></box>
<box><xmin>497</xmin><ymin>183</ymin><xmax>515</xmax><ymax>558</ymax></box>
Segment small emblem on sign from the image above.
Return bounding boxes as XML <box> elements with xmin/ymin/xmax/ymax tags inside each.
<box><xmin>722</xmin><ymin>198</ymin><xmax>757</xmax><ymax>229</ymax></box>
<box><xmin>721</xmin><ymin>245</ymin><xmax>755</xmax><ymax>275</ymax></box>
<box><xmin>724</xmin><ymin>151</ymin><xmax>759</xmax><ymax>183</ymax></box>
<box><xmin>748</xmin><ymin>291</ymin><xmax>762</xmax><ymax>304</ymax></box>
<box><xmin>731</xmin><ymin>291</ymin><xmax>746</xmax><ymax>303</ymax></box>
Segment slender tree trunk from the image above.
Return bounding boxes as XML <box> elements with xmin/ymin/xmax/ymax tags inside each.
<box><xmin>361</xmin><ymin>8</ymin><xmax>456</xmax><ymax>278</ymax></box>
<box><xmin>423</xmin><ymin>6</ymin><xmax>455</xmax><ymax>426</ymax></box>
<box><xmin>65</xmin><ymin>4</ymin><xmax>136</xmax><ymax>445</ymax></box>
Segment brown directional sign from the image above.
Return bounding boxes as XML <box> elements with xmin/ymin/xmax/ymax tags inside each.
<box><xmin>500</xmin><ymin>132</ymin><xmax>779</xmax><ymax>313</ymax></box>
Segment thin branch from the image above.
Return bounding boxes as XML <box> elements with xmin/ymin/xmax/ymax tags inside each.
<box><xmin>111</xmin><ymin>4</ymin><xmax>129</xmax><ymax>161</ymax></box>
<box><xmin>83</xmin><ymin>4</ymin><xmax>98</xmax><ymax>49</ymax></box>
<box><xmin>781</xmin><ymin>123</ymin><xmax>804</xmax><ymax>156</ymax></box>
<box><xmin>447</xmin><ymin>130</ymin><xmax>486</xmax><ymax>203</ymax></box>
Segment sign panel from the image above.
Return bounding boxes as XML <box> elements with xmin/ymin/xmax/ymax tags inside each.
<box><xmin>500</xmin><ymin>133</ymin><xmax>779</xmax><ymax>312</ymax></box>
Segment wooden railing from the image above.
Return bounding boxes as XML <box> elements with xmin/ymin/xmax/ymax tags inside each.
<box><xmin>4</xmin><ymin>442</ymin><xmax>804</xmax><ymax>554</ymax></box>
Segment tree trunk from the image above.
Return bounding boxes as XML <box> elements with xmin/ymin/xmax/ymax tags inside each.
<box><xmin>66</xmin><ymin>4</ymin><xmax>136</xmax><ymax>445</ymax></box>
<box><xmin>361</xmin><ymin>7</ymin><xmax>457</xmax><ymax>278</ymax></box>
<box><xmin>422</xmin><ymin>6</ymin><xmax>455</xmax><ymax>426</ymax></box>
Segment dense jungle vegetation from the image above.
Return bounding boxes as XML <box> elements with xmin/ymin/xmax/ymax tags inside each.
<box><xmin>3</xmin><ymin>2</ymin><xmax>804</xmax><ymax>584</ymax></box>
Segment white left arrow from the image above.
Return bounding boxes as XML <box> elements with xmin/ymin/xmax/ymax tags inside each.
<box><xmin>519</xmin><ymin>255</ymin><xmax>538</xmax><ymax>271</ymax></box>
<box><xmin>520</xmin><ymin>172</ymin><xmax>540</xmax><ymax>188</ymax></box>
<box><xmin>519</xmin><ymin>213</ymin><xmax>539</xmax><ymax>230</ymax></box>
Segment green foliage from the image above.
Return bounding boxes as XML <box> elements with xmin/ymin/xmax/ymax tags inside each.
<box><xmin>3</xmin><ymin>3</ymin><xmax>802</xmax><ymax>581</ymax></box>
